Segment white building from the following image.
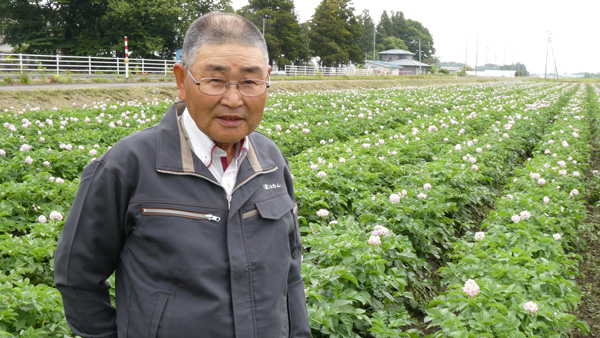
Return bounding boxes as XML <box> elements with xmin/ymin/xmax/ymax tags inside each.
<box><xmin>365</xmin><ymin>49</ymin><xmax>431</xmax><ymax>75</ymax></box>
<box><xmin>466</xmin><ymin>70</ymin><xmax>516</xmax><ymax>78</ymax></box>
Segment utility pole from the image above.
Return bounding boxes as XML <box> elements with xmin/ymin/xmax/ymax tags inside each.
<box><xmin>418</xmin><ymin>39</ymin><xmax>422</xmax><ymax>75</ymax></box>
<box><xmin>545</xmin><ymin>31</ymin><xmax>550</xmax><ymax>79</ymax></box>
<box><xmin>463</xmin><ymin>36</ymin><xmax>468</xmax><ymax>73</ymax></box>
<box><xmin>373</xmin><ymin>28</ymin><xmax>376</xmax><ymax>60</ymax></box>
<box><xmin>475</xmin><ymin>35</ymin><xmax>478</xmax><ymax>77</ymax></box>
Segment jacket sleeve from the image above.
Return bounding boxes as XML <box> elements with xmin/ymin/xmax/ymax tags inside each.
<box><xmin>283</xmin><ymin>157</ymin><xmax>312</xmax><ymax>337</ymax></box>
<box><xmin>54</xmin><ymin>159</ymin><xmax>131</xmax><ymax>338</ymax></box>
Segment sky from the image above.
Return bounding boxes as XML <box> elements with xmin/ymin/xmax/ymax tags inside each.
<box><xmin>230</xmin><ymin>0</ymin><xmax>599</xmax><ymax>75</ymax></box>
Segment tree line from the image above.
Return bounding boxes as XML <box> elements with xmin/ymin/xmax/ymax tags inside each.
<box><xmin>0</xmin><ymin>0</ymin><xmax>435</xmax><ymax>68</ymax></box>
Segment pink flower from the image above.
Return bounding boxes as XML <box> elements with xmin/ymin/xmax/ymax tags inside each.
<box><xmin>49</xmin><ymin>211</ymin><xmax>63</xmax><ymax>221</ymax></box>
<box><xmin>316</xmin><ymin>209</ymin><xmax>329</xmax><ymax>217</ymax></box>
<box><xmin>463</xmin><ymin>279</ymin><xmax>480</xmax><ymax>297</ymax></box>
<box><xmin>372</xmin><ymin>225</ymin><xmax>389</xmax><ymax>237</ymax></box>
<box><xmin>368</xmin><ymin>235</ymin><xmax>381</xmax><ymax>246</ymax></box>
<box><xmin>389</xmin><ymin>193</ymin><xmax>401</xmax><ymax>204</ymax></box>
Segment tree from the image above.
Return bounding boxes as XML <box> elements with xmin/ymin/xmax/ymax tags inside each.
<box><xmin>375</xmin><ymin>10</ymin><xmax>435</xmax><ymax>63</ymax></box>
<box><xmin>0</xmin><ymin>0</ymin><xmax>234</xmax><ymax>57</ymax></box>
<box><xmin>238</xmin><ymin>0</ymin><xmax>308</xmax><ymax>68</ymax></box>
<box><xmin>309</xmin><ymin>0</ymin><xmax>363</xmax><ymax>67</ymax></box>
<box><xmin>1</xmin><ymin>0</ymin><xmax>62</xmax><ymax>54</ymax></box>
<box><xmin>357</xmin><ymin>10</ymin><xmax>375</xmax><ymax>60</ymax></box>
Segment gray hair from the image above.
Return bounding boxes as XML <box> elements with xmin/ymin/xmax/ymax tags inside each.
<box><xmin>182</xmin><ymin>12</ymin><xmax>269</xmax><ymax>67</ymax></box>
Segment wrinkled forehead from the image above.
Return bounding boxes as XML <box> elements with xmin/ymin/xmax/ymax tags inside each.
<box><xmin>189</xmin><ymin>41</ymin><xmax>268</xmax><ymax>69</ymax></box>
<box><xmin>191</xmin><ymin>43</ymin><xmax>268</xmax><ymax>76</ymax></box>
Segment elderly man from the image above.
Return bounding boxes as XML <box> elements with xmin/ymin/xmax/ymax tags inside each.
<box><xmin>54</xmin><ymin>12</ymin><xmax>310</xmax><ymax>338</ymax></box>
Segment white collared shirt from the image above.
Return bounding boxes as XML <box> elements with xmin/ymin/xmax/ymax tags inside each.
<box><xmin>181</xmin><ymin>108</ymin><xmax>248</xmax><ymax>198</ymax></box>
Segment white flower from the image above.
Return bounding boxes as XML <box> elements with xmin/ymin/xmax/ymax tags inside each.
<box><xmin>520</xmin><ymin>210</ymin><xmax>531</xmax><ymax>220</ymax></box>
<box><xmin>471</xmin><ymin>165</ymin><xmax>479</xmax><ymax>171</ymax></box>
<box><xmin>316</xmin><ymin>209</ymin><xmax>329</xmax><ymax>217</ymax></box>
<box><xmin>373</xmin><ymin>225</ymin><xmax>389</xmax><ymax>237</ymax></box>
<box><xmin>538</xmin><ymin>178</ymin><xmax>546</xmax><ymax>186</ymax></box>
<box><xmin>543</xmin><ymin>196</ymin><xmax>550</xmax><ymax>204</ymax></box>
<box><xmin>316</xmin><ymin>171</ymin><xmax>327</xmax><ymax>178</ymax></box>
<box><xmin>454</xmin><ymin>144</ymin><xmax>462</xmax><ymax>151</ymax></box>
<box><xmin>25</xmin><ymin>156</ymin><xmax>33</xmax><ymax>164</ymax></box>
<box><xmin>524</xmin><ymin>301</ymin><xmax>538</xmax><ymax>314</ymax></box>
<box><xmin>529</xmin><ymin>172</ymin><xmax>541</xmax><ymax>180</ymax></box>
<box><xmin>474</xmin><ymin>232</ymin><xmax>485</xmax><ymax>240</ymax></box>
<box><xmin>55</xmin><ymin>177</ymin><xmax>65</xmax><ymax>184</ymax></box>
<box><xmin>0</xmin><ymin>149</ymin><xmax>5</xmax><ymax>156</ymax></box>
<box><xmin>558</xmin><ymin>170</ymin><xmax>567</xmax><ymax>176</ymax></box>
<box><xmin>423</xmin><ymin>183</ymin><xmax>432</xmax><ymax>190</ymax></box>
<box><xmin>20</xmin><ymin>144</ymin><xmax>33</xmax><ymax>152</ymax></box>
<box><xmin>310</xmin><ymin>164</ymin><xmax>318</xmax><ymax>170</ymax></box>
<box><xmin>553</xmin><ymin>233</ymin><xmax>561</xmax><ymax>241</ymax></box>
<box><xmin>417</xmin><ymin>193</ymin><xmax>427</xmax><ymax>200</ymax></box>
<box><xmin>562</xmin><ymin>141</ymin><xmax>569</xmax><ymax>148</ymax></box>
<box><xmin>463</xmin><ymin>279</ymin><xmax>480</xmax><ymax>297</ymax></box>
<box><xmin>557</xmin><ymin>160</ymin><xmax>566</xmax><ymax>168</ymax></box>
<box><xmin>573</xmin><ymin>171</ymin><xmax>580</xmax><ymax>178</ymax></box>
<box><xmin>511</xmin><ymin>215</ymin><xmax>521</xmax><ymax>223</ymax></box>
<box><xmin>389</xmin><ymin>194</ymin><xmax>401</xmax><ymax>204</ymax></box>
<box><xmin>368</xmin><ymin>234</ymin><xmax>381</xmax><ymax>246</ymax></box>
<box><xmin>569</xmin><ymin>189</ymin><xmax>579</xmax><ymax>197</ymax></box>
<box><xmin>302</xmin><ymin>128</ymin><xmax>310</xmax><ymax>134</ymax></box>
<box><xmin>43</xmin><ymin>161</ymin><xmax>50</xmax><ymax>167</ymax></box>
<box><xmin>49</xmin><ymin>211</ymin><xmax>63</xmax><ymax>221</ymax></box>
<box><xmin>89</xmin><ymin>149</ymin><xmax>98</xmax><ymax>156</ymax></box>
<box><xmin>37</xmin><ymin>215</ymin><xmax>47</xmax><ymax>223</ymax></box>
<box><xmin>339</xmin><ymin>157</ymin><xmax>346</xmax><ymax>163</ymax></box>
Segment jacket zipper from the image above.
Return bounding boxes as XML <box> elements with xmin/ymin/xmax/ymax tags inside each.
<box><xmin>158</xmin><ymin>166</ymin><xmax>279</xmax><ymax>211</ymax></box>
<box><xmin>141</xmin><ymin>208</ymin><xmax>221</xmax><ymax>222</ymax></box>
<box><xmin>227</xmin><ymin>166</ymin><xmax>278</xmax><ymax>210</ymax></box>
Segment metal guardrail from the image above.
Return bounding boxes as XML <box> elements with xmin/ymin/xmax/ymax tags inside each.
<box><xmin>0</xmin><ymin>53</ymin><xmax>179</xmax><ymax>76</ymax></box>
<box><xmin>284</xmin><ymin>65</ymin><xmax>376</xmax><ymax>77</ymax></box>
<box><xmin>283</xmin><ymin>65</ymin><xmax>416</xmax><ymax>77</ymax></box>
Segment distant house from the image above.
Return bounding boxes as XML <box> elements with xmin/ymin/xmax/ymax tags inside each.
<box><xmin>466</xmin><ymin>70</ymin><xmax>516</xmax><ymax>78</ymax></box>
<box><xmin>0</xmin><ymin>36</ymin><xmax>12</xmax><ymax>53</ymax></box>
<box><xmin>440</xmin><ymin>66</ymin><xmax>462</xmax><ymax>74</ymax></box>
<box><xmin>365</xmin><ymin>49</ymin><xmax>430</xmax><ymax>75</ymax></box>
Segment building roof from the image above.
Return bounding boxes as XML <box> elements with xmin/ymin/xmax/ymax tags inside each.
<box><xmin>364</xmin><ymin>60</ymin><xmax>404</xmax><ymax>69</ymax></box>
<box><xmin>379</xmin><ymin>49</ymin><xmax>415</xmax><ymax>56</ymax></box>
<box><xmin>388</xmin><ymin>59</ymin><xmax>431</xmax><ymax>68</ymax></box>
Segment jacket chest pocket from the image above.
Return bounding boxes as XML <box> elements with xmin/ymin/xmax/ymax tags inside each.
<box><xmin>242</xmin><ymin>193</ymin><xmax>301</xmax><ymax>258</ymax></box>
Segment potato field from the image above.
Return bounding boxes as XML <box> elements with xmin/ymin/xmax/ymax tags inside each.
<box><xmin>1</xmin><ymin>81</ymin><xmax>598</xmax><ymax>337</ymax></box>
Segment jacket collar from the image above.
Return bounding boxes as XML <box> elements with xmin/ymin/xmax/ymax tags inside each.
<box><xmin>156</xmin><ymin>101</ymin><xmax>277</xmax><ymax>180</ymax></box>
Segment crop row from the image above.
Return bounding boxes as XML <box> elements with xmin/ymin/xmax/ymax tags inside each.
<box><xmin>0</xmin><ymin>82</ymin><xmax>595</xmax><ymax>337</ymax></box>
<box><xmin>426</xmin><ymin>85</ymin><xmax>598</xmax><ymax>337</ymax></box>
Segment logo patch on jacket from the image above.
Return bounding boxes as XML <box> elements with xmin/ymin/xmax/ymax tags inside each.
<box><xmin>263</xmin><ymin>183</ymin><xmax>282</xmax><ymax>190</ymax></box>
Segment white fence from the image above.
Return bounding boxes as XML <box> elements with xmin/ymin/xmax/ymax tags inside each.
<box><xmin>0</xmin><ymin>53</ymin><xmax>179</xmax><ymax>76</ymax></box>
<box><xmin>285</xmin><ymin>65</ymin><xmax>375</xmax><ymax>77</ymax></box>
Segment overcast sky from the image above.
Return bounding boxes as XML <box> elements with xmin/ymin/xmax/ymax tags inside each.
<box><xmin>230</xmin><ymin>0</ymin><xmax>599</xmax><ymax>75</ymax></box>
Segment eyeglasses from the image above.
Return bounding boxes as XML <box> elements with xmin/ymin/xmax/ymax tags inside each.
<box><xmin>185</xmin><ymin>66</ymin><xmax>270</xmax><ymax>97</ymax></box>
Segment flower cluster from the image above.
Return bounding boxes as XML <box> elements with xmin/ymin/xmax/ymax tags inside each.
<box><xmin>553</xmin><ymin>233</ymin><xmax>561</xmax><ymax>241</ymax></box>
<box><xmin>462</xmin><ymin>279</ymin><xmax>480</xmax><ymax>297</ymax></box>
<box><xmin>316</xmin><ymin>209</ymin><xmax>329</xmax><ymax>218</ymax></box>
<box><xmin>368</xmin><ymin>225</ymin><xmax>390</xmax><ymax>246</ymax></box>
<box><xmin>524</xmin><ymin>301</ymin><xmax>538</xmax><ymax>315</ymax></box>
<box><xmin>474</xmin><ymin>232</ymin><xmax>485</xmax><ymax>240</ymax></box>
<box><xmin>49</xmin><ymin>211</ymin><xmax>64</xmax><ymax>221</ymax></box>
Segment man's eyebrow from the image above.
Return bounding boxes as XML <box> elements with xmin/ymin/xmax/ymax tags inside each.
<box><xmin>204</xmin><ymin>64</ymin><xmax>263</xmax><ymax>74</ymax></box>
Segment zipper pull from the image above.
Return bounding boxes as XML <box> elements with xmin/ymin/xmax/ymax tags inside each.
<box><xmin>206</xmin><ymin>214</ymin><xmax>221</xmax><ymax>222</ymax></box>
<box><xmin>227</xmin><ymin>195</ymin><xmax>232</xmax><ymax>210</ymax></box>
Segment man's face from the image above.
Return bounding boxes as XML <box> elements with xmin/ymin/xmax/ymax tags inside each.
<box><xmin>174</xmin><ymin>43</ymin><xmax>270</xmax><ymax>146</ymax></box>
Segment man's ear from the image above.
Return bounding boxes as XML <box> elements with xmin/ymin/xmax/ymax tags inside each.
<box><xmin>267</xmin><ymin>65</ymin><xmax>272</xmax><ymax>76</ymax></box>
<box><xmin>173</xmin><ymin>63</ymin><xmax>187</xmax><ymax>101</ymax></box>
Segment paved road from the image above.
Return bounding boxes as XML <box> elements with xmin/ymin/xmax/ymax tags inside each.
<box><xmin>0</xmin><ymin>82</ymin><xmax>177</xmax><ymax>91</ymax></box>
